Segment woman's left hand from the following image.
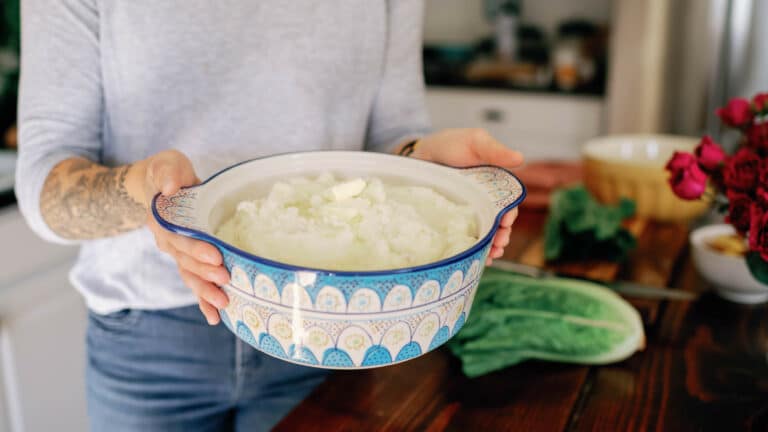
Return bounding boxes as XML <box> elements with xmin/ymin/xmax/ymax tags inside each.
<box><xmin>408</xmin><ymin>128</ymin><xmax>524</xmax><ymax>265</ymax></box>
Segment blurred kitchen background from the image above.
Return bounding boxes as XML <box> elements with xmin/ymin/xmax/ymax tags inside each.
<box><xmin>0</xmin><ymin>0</ymin><xmax>766</xmax><ymax>431</ymax></box>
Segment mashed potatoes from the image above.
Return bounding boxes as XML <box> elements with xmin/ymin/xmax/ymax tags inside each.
<box><xmin>215</xmin><ymin>173</ymin><xmax>478</xmax><ymax>271</ymax></box>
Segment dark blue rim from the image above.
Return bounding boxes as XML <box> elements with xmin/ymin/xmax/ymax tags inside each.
<box><xmin>151</xmin><ymin>151</ymin><xmax>527</xmax><ymax>277</ymax></box>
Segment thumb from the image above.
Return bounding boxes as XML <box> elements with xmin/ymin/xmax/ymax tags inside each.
<box><xmin>150</xmin><ymin>156</ymin><xmax>197</xmax><ymax>196</ymax></box>
<box><xmin>473</xmin><ymin>138</ymin><xmax>524</xmax><ymax>169</ymax></box>
<box><xmin>150</xmin><ymin>161</ymin><xmax>181</xmax><ymax>196</ymax></box>
<box><xmin>160</xmin><ymin>169</ymin><xmax>181</xmax><ymax>196</ymax></box>
<box><xmin>153</xmin><ymin>161</ymin><xmax>181</xmax><ymax>196</ymax></box>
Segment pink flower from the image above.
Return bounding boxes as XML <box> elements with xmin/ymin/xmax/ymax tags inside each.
<box><xmin>723</xmin><ymin>148</ymin><xmax>760</xmax><ymax>192</ymax></box>
<box><xmin>717</xmin><ymin>98</ymin><xmax>754</xmax><ymax>128</ymax></box>
<box><xmin>726</xmin><ymin>191</ymin><xmax>753</xmax><ymax>234</ymax></box>
<box><xmin>749</xmin><ymin>204</ymin><xmax>768</xmax><ymax>261</ymax></box>
<box><xmin>665</xmin><ymin>152</ymin><xmax>708</xmax><ymax>200</ymax></box>
<box><xmin>694</xmin><ymin>136</ymin><xmax>726</xmax><ymax>172</ymax></box>
<box><xmin>747</xmin><ymin>122</ymin><xmax>768</xmax><ymax>151</ymax></box>
<box><xmin>754</xmin><ymin>93</ymin><xmax>768</xmax><ymax>113</ymax></box>
<box><xmin>756</xmin><ymin>187</ymin><xmax>768</xmax><ymax>209</ymax></box>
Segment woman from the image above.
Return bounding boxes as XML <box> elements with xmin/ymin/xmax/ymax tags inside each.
<box><xmin>15</xmin><ymin>1</ymin><xmax>522</xmax><ymax>430</ymax></box>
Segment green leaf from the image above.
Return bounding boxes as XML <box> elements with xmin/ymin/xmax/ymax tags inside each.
<box><xmin>746</xmin><ymin>252</ymin><xmax>768</xmax><ymax>285</ymax></box>
<box><xmin>593</xmin><ymin>208</ymin><xmax>622</xmax><ymax>240</ymax></box>
<box><xmin>619</xmin><ymin>198</ymin><xmax>636</xmax><ymax>219</ymax></box>
<box><xmin>448</xmin><ymin>272</ymin><xmax>644</xmax><ymax>378</ymax></box>
<box><xmin>3</xmin><ymin>0</ymin><xmax>20</xmax><ymax>49</ymax></box>
<box><xmin>543</xmin><ymin>186</ymin><xmax>637</xmax><ymax>263</ymax></box>
<box><xmin>544</xmin><ymin>218</ymin><xmax>564</xmax><ymax>260</ymax></box>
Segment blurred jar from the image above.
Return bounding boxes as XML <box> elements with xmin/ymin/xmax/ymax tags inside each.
<box><xmin>553</xmin><ymin>20</ymin><xmax>601</xmax><ymax>91</ymax></box>
<box><xmin>553</xmin><ymin>40</ymin><xmax>580</xmax><ymax>91</ymax></box>
<box><xmin>494</xmin><ymin>0</ymin><xmax>521</xmax><ymax>62</ymax></box>
<box><xmin>513</xmin><ymin>24</ymin><xmax>551</xmax><ymax>89</ymax></box>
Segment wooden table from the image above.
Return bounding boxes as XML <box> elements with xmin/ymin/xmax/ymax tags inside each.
<box><xmin>276</xmin><ymin>209</ymin><xmax>768</xmax><ymax>432</ymax></box>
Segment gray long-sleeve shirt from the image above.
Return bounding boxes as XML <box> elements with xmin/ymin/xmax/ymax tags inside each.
<box><xmin>16</xmin><ymin>0</ymin><xmax>431</xmax><ymax>313</ymax></box>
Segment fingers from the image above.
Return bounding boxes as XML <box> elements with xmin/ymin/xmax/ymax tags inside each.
<box><xmin>470</xmin><ymin>129</ymin><xmax>524</xmax><ymax>168</ymax></box>
<box><xmin>176</xmin><ymin>251</ymin><xmax>230</xmax><ymax>285</ymax></box>
<box><xmin>493</xmin><ymin>226</ymin><xmax>511</xmax><ymax>248</ymax></box>
<box><xmin>486</xmin><ymin>209</ymin><xmax>518</xmax><ymax>266</ymax></box>
<box><xmin>198</xmin><ymin>298</ymin><xmax>221</xmax><ymax>325</ymax></box>
<box><xmin>166</xmin><ymin>233</ymin><xmax>224</xmax><ymax>266</ymax></box>
<box><xmin>179</xmin><ymin>268</ymin><xmax>230</xmax><ymax>309</ymax></box>
<box><xmin>500</xmin><ymin>208</ymin><xmax>519</xmax><ymax>227</ymax></box>
<box><xmin>486</xmin><ymin>246</ymin><xmax>504</xmax><ymax>265</ymax></box>
<box><xmin>147</xmin><ymin>217</ymin><xmax>224</xmax><ymax>266</ymax></box>
<box><xmin>152</xmin><ymin>226</ymin><xmax>229</xmax><ymax>285</ymax></box>
<box><xmin>148</xmin><ymin>217</ymin><xmax>174</xmax><ymax>253</ymax></box>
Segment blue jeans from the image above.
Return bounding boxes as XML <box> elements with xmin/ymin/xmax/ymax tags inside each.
<box><xmin>86</xmin><ymin>306</ymin><xmax>328</xmax><ymax>431</ymax></box>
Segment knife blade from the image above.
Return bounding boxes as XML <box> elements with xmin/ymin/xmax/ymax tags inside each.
<box><xmin>488</xmin><ymin>260</ymin><xmax>698</xmax><ymax>301</ymax></box>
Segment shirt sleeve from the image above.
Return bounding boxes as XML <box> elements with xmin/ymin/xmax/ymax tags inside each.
<box><xmin>365</xmin><ymin>0</ymin><xmax>433</xmax><ymax>154</ymax></box>
<box><xmin>14</xmin><ymin>0</ymin><xmax>103</xmax><ymax>244</ymax></box>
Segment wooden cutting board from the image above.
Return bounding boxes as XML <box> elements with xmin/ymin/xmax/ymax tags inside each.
<box><xmin>514</xmin><ymin>217</ymin><xmax>690</xmax><ymax>325</ymax></box>
<box><xmin>517</xmin><ymin>218</ymin><xmax>648</xmax><ymax>281</ymax></box>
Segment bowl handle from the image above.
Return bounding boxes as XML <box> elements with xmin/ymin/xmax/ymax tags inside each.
<box><xmin>456</xmin><ymin>166</ymin><xmax>526</xmax><ymax>216</ymax></box>
<box><xmin>151</xmin><ymin>188</ymin><xmax>206</xmax><ymax>233</ymax></box>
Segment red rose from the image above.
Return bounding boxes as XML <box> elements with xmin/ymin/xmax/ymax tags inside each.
<box><xmin>666</xmin><ymin>151</ymin><xmax>696</xmax><ymax>170</ymax></box>
<box><xmin>747</xmin><ymin>121</ymin><xmax>768</xmax><ymax>151</ymax></box>
<box><xmin>760</xmin><ymin>165</ymin><xmax>768</xmax><ymax>189</ymax></box>
<box><xmin>726</xmin><ymin>191</ymin><xmax>753</xmax><ymax>234</ymax></box>
<box><xmin>754</xmin><ymin>93</ymin><xmax>768</xmax><ymax>113</ymax></box>
<box><xmin>749</xmin><ymin>204</ymin><xmax>768</xmax><ymax>260</ymax></box>
<box><xmin>694</xmin><ymin>135</ymin><xmax>726</xmax><ymax>172</ymax></box>
<box><xmin>665</xmin><ymin>151</ymin><xmax>708</xmax><ymax>200</ymax></box>
<box><xmin>756</xmin><ymin>187</ymin><xmax>768</xmax><ymax>209</ymax></box>
<box><xmin>723</xmin><ymin>148</ymin><xmax>760</xmax><ymax>191</ymax></box>
<box><xmin>717</xmin><ymin>98</ymin><xmax>754</xmax><ymax>128</ymax></box>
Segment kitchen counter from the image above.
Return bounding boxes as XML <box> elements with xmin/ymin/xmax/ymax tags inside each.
<box><xmin>276</xmin><ymin>210</ymin><xmax>768</xmax><ymax>431</ymax></box>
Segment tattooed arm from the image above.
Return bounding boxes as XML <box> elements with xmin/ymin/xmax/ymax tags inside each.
<box><xmin>37</xmin><ymin>151</ymin><xmax>230</xmax><ymax>323</ymax></box>
<box><xmin>40</xmin><ymin>158</ymin><xmax>147</xmax><ymax>239</ymax></box>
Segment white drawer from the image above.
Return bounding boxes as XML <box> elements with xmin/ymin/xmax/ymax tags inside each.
<box><xmin>425</xmin><ymin>87</ymin><xmax>605</xmax><ymax>161</ymax></box>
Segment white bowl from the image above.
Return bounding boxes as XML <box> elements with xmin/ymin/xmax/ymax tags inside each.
<box><xmin>690</xmin><ymin>224</ymin><xmax>768</xmax><ymax>304</ymax></box>
<box><xmin>153</xmin><ymin>151</ymin><xmax>526</xmax><ymax>368</ymax></box>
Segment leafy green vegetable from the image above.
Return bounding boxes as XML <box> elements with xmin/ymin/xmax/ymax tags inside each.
<box><xmin>544</xmin><ymin>186</ymin><xmax>637</xmax><ymax>262</ymax></box>
<box><xmin>449</xmin><ymin>268</ymin><xmax>644</xmax><ymax>377</ymax></box>
<box><xmin>2</xmin><ymin>0</ymin><xmax>19</xmax><ymax>50</ymax></box>
<box><xmin>0</xmin><ymin>0</ymin><xmax>19</xmax><ymax>127</ymax></box>
<box><xmin>746</xmin><ymin>252</ymin><xmax>768</xmax><ymax>285</ymax></box>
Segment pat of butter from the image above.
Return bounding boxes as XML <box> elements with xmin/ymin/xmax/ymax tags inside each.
<box><xmin>330</xmin><ymin>178</ymin><xmax>367</xmax><ymax>201</ymax></box>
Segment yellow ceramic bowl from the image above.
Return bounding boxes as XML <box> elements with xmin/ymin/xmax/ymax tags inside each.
<box><xmin>582</xmin><ymin>134</ymin><xmax>710</xmax><ymax>222</ymax></box>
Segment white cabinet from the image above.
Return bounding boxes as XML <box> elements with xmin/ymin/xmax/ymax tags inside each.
<box><xmin>1</xmin><ymin>264</ymin><xmax>87</xmax><ymax>432</ymax></box>
<box><xmin>425</xmin><ymin>87</ymin><xmax>606</xmax><ymax>161</ymax></box>
<box><xmin>0</xmin><ymin>206</ymin><xmax>84</xmax><ymax>432</ymax></box>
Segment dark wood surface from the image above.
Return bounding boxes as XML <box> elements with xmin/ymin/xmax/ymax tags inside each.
<box><xmin>276</xmin><ymin>209</ymin><xmax>768</xmax><ymax>432</ymax></box>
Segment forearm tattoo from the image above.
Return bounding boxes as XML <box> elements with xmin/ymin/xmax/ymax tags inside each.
<box><xmin>40</xmin><ymin>158</ymin><xmax>146</xmax><ymax>239</ymax></box>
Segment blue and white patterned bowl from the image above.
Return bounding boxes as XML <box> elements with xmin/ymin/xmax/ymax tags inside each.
<box><xmin>152</xmin><ymin>151</ymin><xmax>525</xmax><ymax>369</ymax></box>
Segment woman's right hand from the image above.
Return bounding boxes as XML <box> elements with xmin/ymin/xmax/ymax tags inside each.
<box><xmin>131</xmin><ymin>150</ymin><xmax>230</xmax><ymax>324</ymax></box>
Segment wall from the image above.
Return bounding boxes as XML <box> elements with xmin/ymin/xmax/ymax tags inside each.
<box><xmin>604</xmin><ymin>0</ymin><xmax>672</xmax><ymax>134</ymax></box>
